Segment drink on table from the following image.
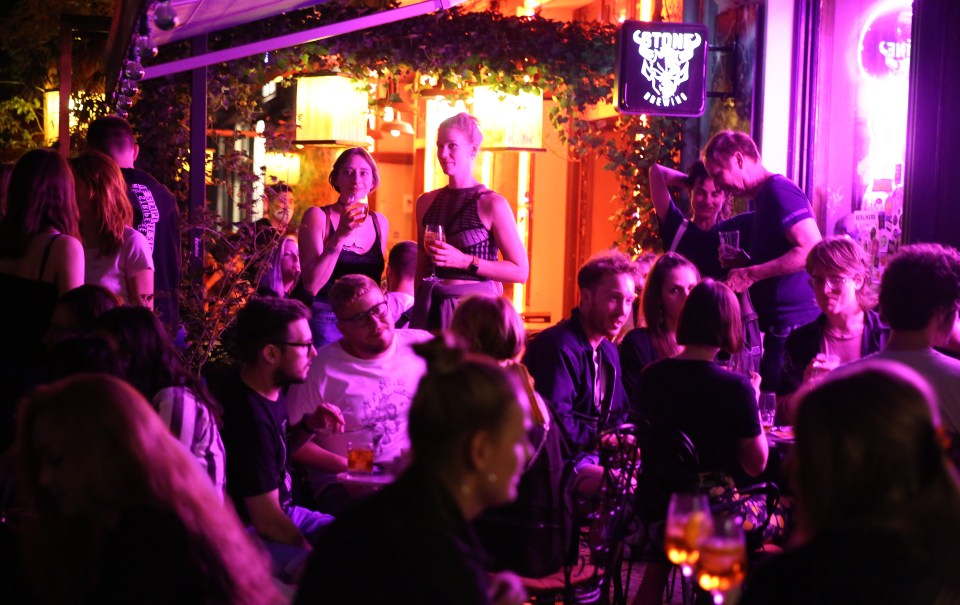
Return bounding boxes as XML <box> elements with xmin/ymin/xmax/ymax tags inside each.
<box><xmin>347</xmin><ymin>441</ymin><xmax>375</xmax><ymax>475</ymax></box>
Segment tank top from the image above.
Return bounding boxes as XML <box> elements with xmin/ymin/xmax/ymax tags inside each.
<box><xmin>314</xmin><ymin>209</ymin><xmax>386</xmax><ymax>302</ymax></box>
<box><xmin>421</xmin><ymin>184</ymin><xmax>498</xmax><ymax>281</ymax></box>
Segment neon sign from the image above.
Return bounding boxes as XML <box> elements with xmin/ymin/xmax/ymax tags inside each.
<box><xmin>615</xmin><ymin>20</ymin><xmax>709</xmax><ymax>117</ymax></box>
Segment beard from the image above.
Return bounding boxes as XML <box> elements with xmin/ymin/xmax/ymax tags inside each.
<box><xmin>274</xmin><ymin>364</ymin><xmax>308</xmax><ymax>388</ymax></box>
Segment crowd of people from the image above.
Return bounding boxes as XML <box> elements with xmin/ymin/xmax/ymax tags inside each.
<box><xmin>2</xmin><ymin>117</ymin><xmax>960</xmax><ymax>605</ymax></box>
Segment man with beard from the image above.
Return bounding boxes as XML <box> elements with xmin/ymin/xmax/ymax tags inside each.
<box><xmin>216</xmin><ymin>297</ymin><xmax>343</xmax><ymax>581</ymax></box>
<box><xmin>524</xmin><ymin>251</ymin><xmax>636</xmax><ymax>459</ymax></box>
<box><xmin>286</xmin><ymin>274</ymin><xmax>431</xmax><ymax>512</ymax></box>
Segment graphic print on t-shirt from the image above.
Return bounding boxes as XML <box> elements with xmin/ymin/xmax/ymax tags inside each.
<box><xmin>129</xmin><ymin>183</ymin><xmax>159</xmax><ymax>252</ymax></box>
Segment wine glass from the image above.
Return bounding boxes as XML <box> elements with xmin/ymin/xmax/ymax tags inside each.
<box><xmin>423</xmin><ymin>224</ymin><xmax>445</xmax><ymax>283</ymax></box>
<box><xmin>695</xmin><ymin>514</ymin><xmax>747</xmax><ymax>604</ymax></box>
<box><xmin>665</xmin><ymin>492</ymin><xmax>713</xmax><ymax>577</ymax></box>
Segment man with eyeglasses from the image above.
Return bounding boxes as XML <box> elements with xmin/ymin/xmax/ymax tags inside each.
<box><xmin>287</xmin><ymin>274</ymin><xmax>432</xmax><ymax>513</ymax></box>
<box><xmin>215</xmin><ymin>296</ymin><xmax>344</xmax><ymax>582</ymax></box>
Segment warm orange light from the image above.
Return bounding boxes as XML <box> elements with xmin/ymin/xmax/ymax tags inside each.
<box><xmin>638</xmin><ymin>0</ymin><xmax>654</xmax><ymax>21</ymax></box>
<box><xmin>295</xmin><ymin>75</ymin><xmax>368</xmax><ymax>146</ymax></box>
<box><xmin>472</xmin><ymin>86</ymin><xmax>544</xmax><ymax>151</ymax></box>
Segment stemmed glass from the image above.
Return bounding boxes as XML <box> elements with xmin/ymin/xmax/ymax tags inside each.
<box><xmin>665</xmin><ymin>492</ymin><xmax>713</xmax><ymax>577</ymax></box>
<box><xmin>423</xmin><ymin>224</ymin><xmax>445</xmax><ymax>283</ymax></box>
<box><xmin>695</xmin><ymin>513</ymin><xmax>747</xmax><ymax>604</ymax></box>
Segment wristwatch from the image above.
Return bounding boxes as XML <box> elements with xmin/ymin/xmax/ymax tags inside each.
<box><xmin>467</xmin><ymin>255</ymin><xmax>480</xmax><ymax>275</ymax></box>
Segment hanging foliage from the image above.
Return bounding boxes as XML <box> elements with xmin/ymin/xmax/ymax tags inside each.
<box><xmin>131</xmin><ymin>4</ymin><xmax>687</xmax><ymax>370</ymax></box>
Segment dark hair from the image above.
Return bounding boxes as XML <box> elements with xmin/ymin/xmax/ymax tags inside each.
<box><xmin>449</xmin><ymin>294</ymin><xmax>525</xmax><ymax>362</ymax></box>
<box><xmin>879</xmin><ymin>244</ymin><xmax>960</xmax><ymax>331</ymax></box>
<box><xmin>387</xmin><ymin>240</ymin><xmax>418</xmax><ymax>281</ymax></box>
<box><xmin>677</xmin><ymin>279</ymin><xmax>743</xmax><ymax>354</ymax></box>
<box><xmin>0</xmin><ymin>161</ymin><xmax>14</xmax><ymax>219</ymax></box>
<box><xmin>235</xmin><ymin>296</ymin><xmax>311</xmax><ymax>363</ymax></box>
<box><xmin>0</xmin><ymin>149</ymin><xmax>79</xmax><ymax>258</ymax></box>
<box><xmin>328</xmin><ymin>147</ymin><xmax>380</xmax><ymax>194</ymax></box>
<box><xmin>793</xmin><ymin>361</ymin><xmax>960</xmax><ymax>547</ymax></box>
<box><xmin>58</xmin><ymin>284</ymin><xmax>121</xmax><ymax>327</ymax></box>
<box><xmin>686</xmin><ymin>161</ymin><xmax>710</xmax><ymax>188</ymax></box>
<box><xmin>86</xmin><ymin>115</ymin><xmax>136</xmax><ymax>158</ymax></box>
<box><xmin>702</xmin><ymin>130</ymin><xmax>761</xmax><ymax>165</ymax></box>
<box><xmin>409</xmin><ymin>337</ymin><xmax>520</xmax><ymax>474</ymax></box>
<box><xmin>642</xmin><ymin>252</ymin><xmax>700</xmax><ymax>358</ymax></box>
<box><xmin>328</xmin><ymin>274</ymin><xmax>380</xmax><ymax>317</ymax></box>
<box><xmin>18</xmin><ymin>374</ymin><xmax>278</xmax><ymax>605</ymax></box>
<box><xmin>577</xmin><ymin>249</ymin><xmax>638</xmax><ymax>292</ymax></box>
<box><xmin>93</xmin><ymin>306</ymin><xmax>223</xmax><ymax>425</ymax></box>
<box><xmin>806</xmin><ymin>237</ymin><xmax>877</xmax><ymax>310</ymax></box>
<box><xmin>46</xmin><ymin>333</ymin><xmax>122</xmax><ymax>382</ymax></box>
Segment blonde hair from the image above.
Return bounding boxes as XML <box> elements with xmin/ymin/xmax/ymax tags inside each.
<box><xmin>438</xmin><ymin>112</ymin><xmax>483</xmax><ymax>147</ymax></box>
<box><xmin>806</xmin><ymin>237</ymin><xmax>877</xmax><ymax>310</ymax></box>
<box><xmin>70</xmin><ymin>150</ymin><xmax>133</xmax><ymax>255</ymax></box>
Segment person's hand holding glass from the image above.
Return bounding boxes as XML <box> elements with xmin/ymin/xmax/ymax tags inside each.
<box><xmin>423</xmin><ymin>224</ymin><xmax>445</xmax><ymax>282</ymax></box>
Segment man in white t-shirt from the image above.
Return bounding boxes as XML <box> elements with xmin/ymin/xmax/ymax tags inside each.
<box><xmin>863</xmin><ymin>244</ymin><xmax>960</xmax><ymax>434</ymax></box>
<box><xmin>287</xmin><ymin>274</ymin><xmax>431</xmax><ymax>511</ymax></box>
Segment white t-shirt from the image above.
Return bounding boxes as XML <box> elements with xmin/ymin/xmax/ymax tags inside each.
<box><xmin>286</xmin><ymin>329</ymin><xmax>432</xmax><ymax>462</ymax></box>
<box><xmin>84</xmin><ymin>226</ymin><xmax>154</xmax><ymax>304</ymax></box>
<box><xmin>865</xmin><ymin>348</ymin><xmax>960</xmax><ymax>433</ymax></box>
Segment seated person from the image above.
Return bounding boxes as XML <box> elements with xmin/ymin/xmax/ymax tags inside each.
<box><xmin>620</xmin><ymin>252</ymin><xmax>700</xmax><ymax>405</ymax></box>
<box><xmin>778</xmin><ymin>237</ymin><xmax>888</xmax><ymax>422</ymax></box>
<box><xmin>384</xmin><ymin>240</ymin><xmax>417</xmax><ymax>327</ymax></box>
<box><xmin>42</xmin><ymin>283</ymin><xmax>120</xmax><ymax>350</ymax></box>
<box><xmin>450</xmin><ymin>294</ymin><xmax>570</xmax><ymax>577</ymax></box>
<box><xmin>17</xmin><ymin>374</ymin><xmax>279</xmax><ymax>605</ymax></box>
<box><xmin>294</xmin><ymin>337</ymin><xmax>530</xmax><ymax>605</ymax></box>
<box><xmin>214</xmin><ymin>297</ymin><xmax>344</xmax><ymax>581</ymax></box>
<box><xmin>741</xmin><ymin>362</ymin><xmax>960</xmax><ymax>604</ymax></box>
<box><xmin>637</xmin><ymin>279</ymin><xmax>766</xmax><ymax>483</ymax></box>
<box><xmin>285</xmin><ymin>274</ymin><xmax>431</xmax><ymax>513</ymax></box>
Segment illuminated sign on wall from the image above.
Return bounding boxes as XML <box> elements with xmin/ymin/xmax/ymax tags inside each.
<box><xmin>615</xmin><ymin>20</ymin><xmax>709</xmax><ymax>117</ymax></box>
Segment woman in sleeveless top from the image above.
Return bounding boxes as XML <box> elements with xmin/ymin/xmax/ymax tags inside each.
<box><xmin>297</xmin><ymin>147</ymin><xmax>388</xmax><ymax>347</ymax></box>
<box><xmin>0</xmin><ymin>149</ymin><xmax>84</xmax><ymax>450</ymax></box>
<box><xmin>70</xmin><ymin>151</ymin><xmax>155</xmax><ymax>308</ymax></box>
<box><xmin>413</xmin><ymin>112</ymin><xmax>529</xmax><ymax>331</ymax></box>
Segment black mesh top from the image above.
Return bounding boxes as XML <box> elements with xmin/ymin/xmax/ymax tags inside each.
<box><xmin>421</xmin><ymin>184</ymin><xmax>498</xmax><ymax>281</ymax></box>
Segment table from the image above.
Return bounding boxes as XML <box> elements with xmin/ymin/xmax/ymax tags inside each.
<box><xmin>335</xmin><ymin>469</ymin><xmax>395</xmax><ymax>498</ymax></box>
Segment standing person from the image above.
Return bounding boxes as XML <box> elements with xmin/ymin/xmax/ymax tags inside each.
<box><xmin>70</xmin><ymin>150</ymin><xmax>154</xmax><ymax>308</ymax></box>
<box><xmin>294</xmin><ymin>337</ymin><xmax>530</xmax><ymax>605</ymax></box>
<box><xmin>740</xmin><ymin>362</ymin><xmax>960</xmax><ymax>604</ymax></box>
<box><xmin>213</xmin><ymin>297</ymin><xmax>344</xmax><ymax>581</ymax></box>
<box><xmin>86</xmin><ymin>116</ymin><xmax>180</xmax><ymax>334</ymax></box>
<box><xmin>412</xmin><ymin>112</ymin><xmax>529</xmax><ymax>330</ymax></box>
<box><xmin>649</xmin><ymin>161</ymin><xmax>752</xmax><ymax>279</ymax></box>
<box><xmin>703</xmin><ymin>130</ymin><xmax>822</xmax><ymax>391</ymax></box>
<box><xmin>93</xmin><ymin>306</ymin><xmax>226</xmax><ymax>496</ymax></box>
<box><xmin>619</xmin><ymin>252</ymin><xmax>699</xmax><ymax>405</ymax></box>
<box><xmin>778</xmin><ymin>238</ymin><xmax>889</xmax><ymax>421</ymax></box>
<box><xmin>18</xmin><ymin>374</ymin><xmax>280</xmax><ymax>605</ymax></box>
<box><xmin>0</xmin><ymin>149</ymin><xmax>84</xmax><ymax>449</ymax></box>
<box><xmin>295</xmin><ymin>147</ymin><xmax>388</xmax><ymax>347</ymax></box>
<box><xmin>523</xmin><ymin>250</ymin><xmax>634</xmax><ymax>458</ymax></box>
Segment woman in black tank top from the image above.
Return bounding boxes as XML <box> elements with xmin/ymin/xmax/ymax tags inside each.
<box><xmin>296</xmin><ymin>147</ymin><xmax>388</xmax><ymax>347</ymax></box>
<box><xmin>412</xmin><ymin>113</ymin><xmax>529</xmax><ymax>330</ymax></box>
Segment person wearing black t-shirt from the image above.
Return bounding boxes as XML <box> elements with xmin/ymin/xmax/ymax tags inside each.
<box><xmin>214</xmin><ymin>297</ymin><xmax>344</xmax><ymax>581</ymax></box>
<box><xmin>703</xmin><ymin>131</ymin><xmax>822</xmax><ymax>392</ymax></box>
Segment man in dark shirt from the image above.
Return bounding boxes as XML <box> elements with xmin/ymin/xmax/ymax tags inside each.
<box><xmin>86</xmin><ymin>115</ymin><xmax>181</xmax><ymax>335</ymax></box>
<box><xmin>215</xmin><ymin>297</ymin><xmax>343</xmax><ymax>581</ymax></box>
<box><xmin>523</xmin><ymin>250</ymin><xmax>635</xmax><ymax>459</ymax></box>
<box><xmin>704</xmin><ymin>131</ymin><xmax>822</xmax><ymax>391</ymax></box>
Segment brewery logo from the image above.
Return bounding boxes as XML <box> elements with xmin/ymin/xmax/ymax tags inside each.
<box><xmin>635</xmin><ymin>30</ymin><xmax>704</xmax><ymax>108</ymax></box>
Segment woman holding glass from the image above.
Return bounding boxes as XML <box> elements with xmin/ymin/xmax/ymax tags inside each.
<box><xmin>296</xmin><ymin>147</ymin><xmax>388</xmax><ymax>347</ymax></box>
<box><xmin>412</xmin><ymin>112</ymin><xmax>529</xmax><ymax>331</ymax></box>
<box><xmin>777</xmin><ymin>237</ymin><xmax>889</xmax><ymax>422</ymax></box>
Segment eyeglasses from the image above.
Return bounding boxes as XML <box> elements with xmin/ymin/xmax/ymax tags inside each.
<box><xmin>277</xmin><ymin>341</ymin><xmax>315</xmax><ymax>351</ymax></box>
<box><xmin>338</xmin><ymin>300</ymin><xmax>389</xmax><ymax>327</ymax></box>
<box><xmin>809</xmin><ymin>275</ymin><xmax>852</xmax><ymax>291</ymax></box>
